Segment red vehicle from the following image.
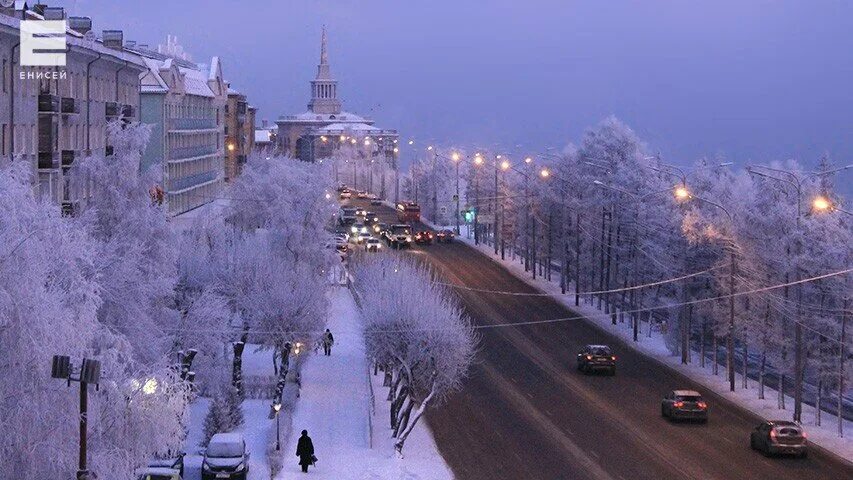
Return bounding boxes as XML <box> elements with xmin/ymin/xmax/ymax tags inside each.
<box><xmin>414</xmin><ymin>230</ymin><xmax>434</xmax><ymax>244</ymax></box>
<box><xmin>396</xmin><ymin>202</ymin><xmax>421</xmax><ymax>223</ymax></box>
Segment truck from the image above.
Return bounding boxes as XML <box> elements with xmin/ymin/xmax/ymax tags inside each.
<box><xmin>396</xmin><ymin>202</ymin><xmax>421</xmax><ymax>223</ymax></box>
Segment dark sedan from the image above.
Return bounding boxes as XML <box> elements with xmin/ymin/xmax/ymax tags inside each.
<box><xmin>577</xmin><ymin>344</ymin><xmax>616</xmax><ymax>375</ymax></box>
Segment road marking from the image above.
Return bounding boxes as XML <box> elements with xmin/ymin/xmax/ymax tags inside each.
<box><xmin>482</xmin><ymin>363</ymin><xmax>616</xmax><ymax>480</ymax></box>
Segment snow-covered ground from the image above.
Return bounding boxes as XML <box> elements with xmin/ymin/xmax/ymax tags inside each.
<box><xmin>169</xmin><ymin>197</ymin><xmax>232</xmax><ymax>232</ymax></box>
<box><xmin>275</xmin><ymin>284</ymin><xmax>453</xmax><ymax>479</ymax></box>
<box><xmin>457</xmin><ymin>233</ymin><xmax>853</xmax><ymax>462</ymax></box>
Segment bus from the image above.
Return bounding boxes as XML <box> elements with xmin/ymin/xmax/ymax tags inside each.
<box><xmin>396</xmin><ymin>202</ymin><xmax>421</xmax><ymax>223</ymax></box>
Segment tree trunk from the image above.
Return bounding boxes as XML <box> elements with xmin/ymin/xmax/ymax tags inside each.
<box><xmin>839</xmin><ymin>298</ymin><xmax>848</xmax><ymax>438</ymax></box>
<box><xmin>394</xmin><ymin>398</ymin><xmax>415</xmax><ymax>438</ymax></box>
<box><xmin>575</xmin><ymin>213</ymin><xmax>581</xmax><ymax>306</ymax></box>
<box><xmin>759</xmin><ymin>351</ymin><xmax>766</xmax><ymax>400</ymax></box>
<box><xmin>394</xmin><ymin>384</ymin><xmax>436</xmax><ymax>457</ymax></box>
<box><xmin>712</xmin><ymin>335</ymin><xmax>719</xmax><ymax>376</ymax></box>
<box><xmin>700</xmin><ymin>317</ymin><xmax>706</xmax><ymax>369</ymax></box>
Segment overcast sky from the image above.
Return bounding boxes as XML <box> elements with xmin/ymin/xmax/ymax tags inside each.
<box><xmin>59</xmin><ymin>0</ymin><xmax>853</xmax><ymax>171</ymax></box>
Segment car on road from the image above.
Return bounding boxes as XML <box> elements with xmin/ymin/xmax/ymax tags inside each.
<box><xmin>373</xmin><ymin>222</ymin><xmax>388</xmax><ymax>235</ymax></box>
<box><xmin>370</xmin><ymin>198</ymin><xmax>383</xmax><ymax>206</ymax></box>
<box><xmin>750</xmin><ymin>421</ymin><xmax>808</xmax><ymax>458</ymax></box>
<box><xmin>414</xmin><ymin>230</ymin><xmax>434</xmax><ymax>244</ymax></box>
<box><xmin>350</xmin><ymin>222</ymin><xmax>369</xmax><ymax>242</ymax></box>
<box><xmin>355</xmin><ymin>207</ymin><xmax>367</xmax><ymax>217</ymax></box>
<box><xmin>661</xmin><ymin>390</ymin><xmax>708</xmax><ymax>422</ymax></box>
<box><xmin>389</xmin><ymin>224</ymin><xmax>413</xmax><ymax>248</ymax></box>
<box><xmin>147</xmin><ymin>451</ymin><xmax>184</xmax><ymax>478</ymax></box>
<box><xmin>339</xmin><ymin>190</ymin><xmax>352</xmax><ymax>199</ymax></box>
<box><xmin>136</xmin><ymin>466</ymin><xmax>182</xmax><ymax>480</ymax></box>
<box><xmin>577</xmin><ymin>344</ymin><xmax>616</xmax><ymax>375</ymax></box>
<box><xmin>339</xmin><ymin>208</ymin><xmax>357</xmax><ymax>225</ymax></box>
<box><xmin>436</xmin><ymin>229</ymin><xmax>455</xmax><ymax>243</ymax></box>
<box><xmin>202</xmin><ymin>433</ymin><xmax>250</xmax><ymax>480</ymax></box>
<box><xmin>365</xmin><ymin>211</ymin><xmax>379</xmax><ymax>224</ymax></box>
<box><xmin>357</xmin><ymin>190</ymin><xmax>369</xmax><ymax>198</ymax></box>
<box><xmin>365</xmin><ymin>237</ymin><xmax>382</xmax><ymax>252</ymax></box>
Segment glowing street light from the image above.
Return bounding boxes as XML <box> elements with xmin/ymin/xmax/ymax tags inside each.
<box><xmin>525</xmin><ymin>156</ymin><xmax>533</xmax><ymax>164</ymax></box>
<box><xmin>812</xmin><ymin>196</ymin><xmax>831</xmax><ymax>212</ymax></box>
<box><xmin>273</xmin><ymin>402</ymin><xmax>282</xmax><ymax>450</ymax></box>
<box><xmin>674</xmin><ymin>185</ymin><xmax>690</xmax><ymax>200</ymax></box>
<box><xmin>501</xmin><ymin>160</ymin><xmax>510</xmax><ymax>171</ymax></box>
<box><xmin>364</xmin><ymin>139</ymin><xmax>371</xmax><ymax>146</ymax></box>
<box><xmin>393</xmin><ymin>147</ymin><xmax>399</xmax><ymax>153</ymax></box>
<box><xmin>451</xmin><ymin>152</ymin><xmax>460</xmax><ymax>161</ymax></box>
<box><xmin>350</xmin><ymin>138</ymin><xmax>357</xmax><ymax>145</ymax></box>
<box><xmin>474</xmin><ymin>154</ymin><xmax>484</xmax><ymax>166</ymax></box>
<box><xmin>540</xmin><ymin>168</ymin><xmax>551</xmax><ymax>178</ymax></box>
<box><xmin>227</xmin><ymin>143</ymin><xmax>236</xmax><ymax>152</ymax></box>
<box><xmin>339</xmin><ymin>135</ymin><xmax>346</xmax><ymax>141</ymax></box>
<box><xmin>408</xmin><ymin>140</ymin><xmax>414</xmax><ymax>145</ymax></box>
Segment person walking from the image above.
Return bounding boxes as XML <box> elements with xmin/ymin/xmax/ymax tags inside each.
<box><xmin>322</xmin><ymin>329</ymin><xmax>335</xmax><ymax>356</ymax></box>
<box><xmin>296</xmin><ymin>430</ymin><xmax>315</xmax><ymax>473</ymax></box>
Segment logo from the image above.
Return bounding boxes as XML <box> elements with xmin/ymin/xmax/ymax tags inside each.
<box><xmin>20</xmin><ymin>20</ymin><xmax>67</xmax><ymax>67</ymax></box>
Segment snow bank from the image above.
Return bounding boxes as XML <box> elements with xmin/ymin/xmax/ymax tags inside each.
<box><xmin>459</xmin><ymin>236</ymin><xmax>853</xmax><ymax>462</ymax></box>
<box><xmin>276</xmin><ymin>285</ymin><xmax>453</xmax><ymax>479</ymax></box>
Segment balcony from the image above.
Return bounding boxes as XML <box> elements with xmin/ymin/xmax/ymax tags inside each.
<box><xmin>61</xmin><ymin>150</ymin><xmax>76</xmax><ymax>166</ymax></box>
<box><xmin>169</xmin><ymin>170</ymin><xmax>219</xmax><ymax>192</ymax></box>
<box><xmin>61</xmin><ymin>97</ymin><xmax>79</xmax><ymax>115</ymax></box>
<box><xmin>38</xmin><ymin>151</ymin><xmax>56</xmax><ymax>169</ymax></box>
<box><xmin>169</xmin><ymin>118</ymin><xmax>217</xmax><ymax>131</ymax></box>
<box><xmin>38</xmin><ymin>94</ymin><xmax>60</xmax><ymax>114</ymax></box>
<box><xmin>122</xmin><ymin>104</ymin><xmax>136</xmax><ymax>118</ymax></box>
<box><xmin>169</xmin><ymin>145</ymin><xmax>217</xmax><ymax>161</ymax></box>
<box><xmin>105</xmin><ymin>102</ymin><xmax>120</xmax><ymax>118</ymax></box>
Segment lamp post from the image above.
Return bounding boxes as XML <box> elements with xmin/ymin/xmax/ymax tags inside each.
<box><xmin>473</xmin><ymin>153</ymin><xmax>485</xmax><ymax>244</ymax></box>
<box><xmin>746</xmin><ymin>163</ymin><xmax>852</xmax><ymax>421</ymax></box>
<box><xmin>452</xmin><ymin>152</ymin><xmax>461</xmax><ymax>234</ymax></box>
<box><xmin>273</xmin><ymin>402</ymin><xmax>282</xmax><ymax>450</ymax></box>
<box><xmin>51</xmin><ymin>355</ymin><xmax>101</xmax><ymax>480</ymax></box>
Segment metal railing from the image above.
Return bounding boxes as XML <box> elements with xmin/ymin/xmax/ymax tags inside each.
<box><xmin>169</xmin><ymin>145</ymin><xmax>217</xmax><ymax>161</ymax></box>
<box><xmin>169</xmin><ymin>117</ymin><xmax>217</xmax><ymax>131</ymax></box>
<box><xmin>168</xmin><ymin>170</ymin><xmax>218</xmax><ymax>192</ymax></box>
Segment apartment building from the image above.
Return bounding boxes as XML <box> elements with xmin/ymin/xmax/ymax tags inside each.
<box><xmin>224</xmin><ymin>87</ymin><xmax>256</xmax><ymax>182</ymax></box>
<box><xmin>1</xmin><ymin>5</ymin><xmax>145</xmax><ymax>213</ymax></box>
<box><xmin>134</xmin><ymin>37</ymin><xmax>227</xmax><ymax>216</ymax></box>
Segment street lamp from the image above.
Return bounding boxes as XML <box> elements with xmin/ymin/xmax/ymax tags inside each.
<box><xmin>273</xmin><ymin>402</ymin><xmax>282</xmax><ymax>450</ymax></box>
<box><xmin>540</xmin><ymin>168</ymin><xmax>551</xmax><ymax>178</ymax></box>
<box><xmin>52</xmin><ymin>355</ymin><xmax>101</xmax><ymax>480</ymax></box>
<box><xmin>813</xmin><ymin>196</ymin><xmax>831</xmax><ymax>212</ymax></box>
<box><xmin>675</xmin><ymin>186</ymin><xmax>738</xmax><ymax>392</ymax></box>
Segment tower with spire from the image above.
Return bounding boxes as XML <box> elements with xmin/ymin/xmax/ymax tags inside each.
<box><xmin>308</xmin><ymin>27</ymin><xmax>341</xmax><ymax>115</ymax></box>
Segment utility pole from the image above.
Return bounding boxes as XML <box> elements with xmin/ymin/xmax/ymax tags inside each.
<box><xmin>52</xmin><ymin>356</ymin><xmax>101</xmax><ymax>480</ymax></box>
<box><xmin>455</xmin><ymin>158</ymin><xmax>460</xmax><ymax>234</ymax></box>
<box><xmin>494</xmin><ymin>156</ymin><xmax>500</xmax><ymax>255</ymax></box>
<box><xmin>432</xmin><ymin>151</ymin><xmax>438</xmax><ymax>225</ymax></box>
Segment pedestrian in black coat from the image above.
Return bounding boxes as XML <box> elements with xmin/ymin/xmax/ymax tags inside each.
<box><xmin>296</xmin><ymin>430</ymin><xmax>315</xmax><ymax>473</ymax></box>
<box><xmin>322</xmin><ymin>329</ymin><xmax>334</xmax><ymax>356</ymax></box>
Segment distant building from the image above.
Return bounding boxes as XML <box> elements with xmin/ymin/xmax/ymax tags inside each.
<box><xmin>254</xmin><ymin>119</ymin><xmax>276</xmax><ymax>153</ymax></box>
<box><xmin>133</xmin><ymin>36</ymin><xmax>228</xmax><ymax>217</ymax></box>
<box><xmin>224</xmin><ymin>88</ymin><xmax>255</xmax><ymax>181</ymax></box>
<box><xmin>275</xmin><ymin>27</ymin><xmax>398</xmax><ymax>164</ymax></box>
<box><xmin>1</xmin><ymin>5</ymin><xmax>145</xmax><ymax>213</ymax></box>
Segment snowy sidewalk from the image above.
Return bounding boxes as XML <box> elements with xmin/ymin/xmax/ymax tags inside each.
<box><xmin>276</xmin><ymin>285</ymin><xmax>453</xmax><ymax>479</ymax></box>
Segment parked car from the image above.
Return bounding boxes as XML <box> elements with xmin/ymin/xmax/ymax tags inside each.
<box><xmin>136</xmin><ymin>467</ymin><xmax>181</xmax><ymax>480</ymax></box>
<box><xmin>661</xmin><ymin>390</ymin><xmax>708</xmax><ymax>422</ymax></box>
<box><xmin>576</xmin><ymin>344</ymin><xmax>616</xmax><ymax>375</ymax></box>
<box><xmin>435</xmin><ymin>229</ymin><xmax>455</xmax><ymax>243</ymax></box>
<box><xmin>202</xmin><ymin>433</ymin><xmax>250</xmax><ymax>480</ymax></box>
<box><xmin>148</xmin><ymin>451</ymin><xmax>184</xmax><ymax>477</ymax></box>
<box><xmin>365</xmin><ymin>237</ymin><xmax>382</xmax><ymax>252</ymax></box>
<box><xmin>750</xmin><ymin>421</ymin><xmax>808</xmax><ymax>458</ymax></box>
<box><xmin>414</xmin><ymin>230</ymin><xmax>434</xmax><ymax>244</ymax></box>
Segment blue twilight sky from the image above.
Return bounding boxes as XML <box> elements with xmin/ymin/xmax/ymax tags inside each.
<box><xmin>56</xmin><ymin>0</ymin><xmax>853</xmax><ymax>171</ymax></box>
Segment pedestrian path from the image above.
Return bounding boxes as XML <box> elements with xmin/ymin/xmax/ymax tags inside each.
<box><xmin>276</xmin><ymin>285</ymin><xmax>453</xmax><ymax>479</ymax></box>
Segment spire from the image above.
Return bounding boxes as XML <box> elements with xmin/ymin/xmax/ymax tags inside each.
<box><xmin>320</xmin><ymin>26</ymin><xmax>328</xmax><ymax>66</ymax></box>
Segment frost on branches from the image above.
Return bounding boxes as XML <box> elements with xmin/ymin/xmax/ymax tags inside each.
<box><xmin>352</xmin><ymin>254</ymin><xmax>477</xmax><ymax>455</ymax></box>
<box><xmin>0</xmin><ymin>135</ymin><xmax>188</xmax><ymax>479</ymax></box>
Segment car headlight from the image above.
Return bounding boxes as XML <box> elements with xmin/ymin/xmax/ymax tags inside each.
<box><xmin>405</xmin><ymin>236</ymin><xmax>412</xmax><ymax>242</ymax></box>
<box><xmin>202</xmin><ymin>461</ymin><xmax>211</xmax><ymax>471</ymax></box>
<box><xmin>235</xmin><ymin>462</ymin><xmax>245</xmax><ymax>471</ymax></box>
<box><xmin>351</xmin><ymin>226</ymin><xmax>357</xmax><ymax>233</ymax></box>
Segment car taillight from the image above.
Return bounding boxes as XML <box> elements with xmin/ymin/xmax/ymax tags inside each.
<box><xmin>585</xmin><ymin>355</ymin><xmax>592</xmax><ymax>360</ymax></box>
<box><xmin>673</xmin><ymin>401</ymin><xmax>684</xmax><ymax>408</ymax></box>
<box><xmin>611</xmin><ymin>355</ymin><xmax>616</xmax><ymax>361</ymax></box>
<box><xmin>697</xmin><ymin>401</ymin><xmax>707</xmax><ymax>409</ymax></box>
<box><xmin>769</xmin><ymin>429</ymin><xmax>778</xmax><ymax>442</ymax></box>
<box><xmin>801</xmin><ymin>431</ymin><xmax>807</xmax><ymax>439</ymax></box>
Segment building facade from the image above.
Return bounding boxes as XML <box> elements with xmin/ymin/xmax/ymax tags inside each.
<box><xmin>275</xmin><ymin>27</ymin><xmax>398</xmax><ymax>165</ymax></box>
<box><xmin>1</xmin><ymin>5</ymin><xmax>145</xmax><ymax>213</ymax></box>
<box><xmin>224</xmin><ymin>88</ymin><xmax>255</xmax><ymax>181</ymax></box>
<box><xmin>134</xmin><ymin>38</ymin><xmax>227</xmax><ymax>217</ymax></box>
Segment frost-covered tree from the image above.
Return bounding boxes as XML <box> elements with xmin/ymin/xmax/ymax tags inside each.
<box><xmin>353</xmin><ymin>254</ymin><xmax>477</xmax><ymax>455</ymax></box>
<box><xmin>0</xmin><ymin>160</ymin><xmax>189</xmax><ymax>480</ymax></box>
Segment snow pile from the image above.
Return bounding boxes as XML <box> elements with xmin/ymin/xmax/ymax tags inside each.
<box><xmin>275</xmin><ymin>286</ymin><xmax>453</xmax><ymax>479</ymax></box>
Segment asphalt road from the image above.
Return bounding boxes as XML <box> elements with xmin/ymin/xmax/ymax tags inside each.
<box><xmin>347</xmin><ymin>198</ymin><xmax>853</xmax><ymax>480</ymax></box>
